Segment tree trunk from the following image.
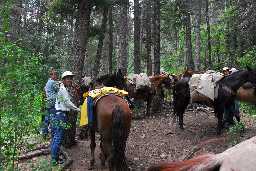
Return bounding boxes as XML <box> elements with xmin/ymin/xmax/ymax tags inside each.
<box><xmin>9</xmin><ymin>0</ymin><xmax>22</xmax><ymax>41</ymax></box>
<box><xmin>194</xmin><ymin>0</ymin><xmax>202</xmax><ymax>71</ymax></box>
<box><xmin>183</xmin><ymin>3</ymin><xmax>194</xmax><ymax>69</ymax></box>
<box><xmin>216</xmin><ymin>35</ymin><xmax>221</xmax><ymax>68</ymax></box>
<box><xmin>153</xmin><ymin>0</ymin><xmax>160</xmax><ymax>75</ymax></box>
<box><xmin>145</xmin><ymin>0</ymin><xmax>152</xmax><ymax>75</ymax></box>
<box><xmin>134</xmin><ymin>0</ymin><xmax>141</xmax><ymax>74</ymax></box>
<box><xmin>64</xmin><ymin>0</ymin><xmax>91</xmax><ymax>148</ymax></box>
<box><xmin>108</xmin><ymin>5</ymin><xmax>113</xmax><ymax>74</ymax></box>
<box><xmin>174</xmin><ymin>27</ymin><xmax>179</xmax><ymax>51</ymax></box>
<box><xmin>73</xmin><ymin>0</ymin><xmax>91</xmax><ymax>80</ymax></box>
<box><xmin>118</xmin><ymin>0</ymin><xmax>129</xmax><ymax>75</ymax></box>
<box><xmin>227</xmin><ymin>0</ymin><xmax>237</xmax><ymax>67</ymax></box>
<box><xmin>205</xmin><ymin>0</ymin><xmax>212</xmax><ymax>69</ymax></box>
<box><xmin>93</xmin><ymin>7</ymin><xmax>109</xmax><ymax>78</ymax></box>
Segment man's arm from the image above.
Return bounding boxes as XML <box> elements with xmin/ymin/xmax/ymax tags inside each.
<box><xmin>59</xmin><ymin>87</ymin><xmax>80</xmax><ymax>112</ymax></box>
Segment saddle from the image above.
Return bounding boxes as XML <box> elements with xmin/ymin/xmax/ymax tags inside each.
<box><xmin>189</xmin><ymin>71</ymin><xmax>223</xmax><ymax>101</ymax></box>
<box><xmin>80</xmin><ymin>87</ymin><xmax>129</xmax><ymax>127</ymax></box>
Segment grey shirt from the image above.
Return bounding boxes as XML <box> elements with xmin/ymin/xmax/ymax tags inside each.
<box><xmin>44</xmin><ymin>78</ymin><xmax>59</xmax><ymax>108</ymax></box>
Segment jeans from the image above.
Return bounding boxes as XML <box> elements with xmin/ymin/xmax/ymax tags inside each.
<box><xmin>224</xmin><ymin>100</ymin><xmax>240</xmax><ymax>125</ymax></box>
<box><xmin>42</xmin><ymin>107</ymin><xmax>56</xmax><ymax>135</ymax></box>
<box><xmin>50</xmin><ymin>111</ymin><xmax>67</xmax><ymax>161</ymax></box>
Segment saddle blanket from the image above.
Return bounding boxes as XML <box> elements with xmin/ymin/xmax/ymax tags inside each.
<box><xmin>80</xmin><ymin>87</ymin><xmax>128</xmax><ymax>126</ymax></box>
<box><xmin>189</xmin><ymin>70</ymin><xmax>223</xmax><ymax>100</ymax></box>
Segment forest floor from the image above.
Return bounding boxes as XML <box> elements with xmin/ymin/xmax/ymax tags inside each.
<box><xmin>19</xmin><ymin>103</ymin><xmax>256</xmax><ymax>171</ymax></box>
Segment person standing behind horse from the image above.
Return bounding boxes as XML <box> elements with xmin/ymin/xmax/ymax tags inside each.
<box><xmin>51</xmin><ymin>71</ymin><xmax>80</xmax><ymax>165</ymax></box>
<box><xmin>230</xmin><ymin>68</ymin><xmax>241</xmax><ymax>122</ymax></box>
<box><xmin>222</xmin><ymin>67</ymin><xmax>240</xmax><ymax>127</ymax></box>
<box><xmin>42</xmin><ymin>67</ymin><xmax>59</xmax><ymax>137</ymax></box>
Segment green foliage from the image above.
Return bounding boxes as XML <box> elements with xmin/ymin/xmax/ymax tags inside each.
<box><xmin>30</xmin><ymin>158</ymin><xmax>62</xmax><ymax>171</ymax></box>
<box><xmin>160</xmin><ymin>28</ymin><xmax>184</xmax><ymax>74</ymax></box>
<box><xmin>48</xmin><ymin>0</ymin><xmax>77</xmax><ymax>19</ymax></box>
<box><xmin>240</xmin><ymin>103</ymin><xmax>256</xmax><ymax>116</ymax></box>
<box><xmin>228</xmin><ymin>102</ymin><xmax>255</xmax><ymax>146</ymax></box>
<box><xmin>228</xmin><ymin>122</ymin><xmax>245</xmax><ymax>145</ymax></box>
<box><xmin>237</xmin><ymin>48</ymin><xmax>256</xmax><ymax>69</ymax></box>
<box><xmin>0</xmin><ymin>35</ymin><xmax>45</xmax><ymax>169</ymax></box>
<box><xmin>161</xmin><ymin>51</ymin><xmax>184</xmax><ymax>74</ymax></box>
<box><xmin>0</xmin><ymin>0</ymin><xmax>13</xmax><ymax>32</ymax></box>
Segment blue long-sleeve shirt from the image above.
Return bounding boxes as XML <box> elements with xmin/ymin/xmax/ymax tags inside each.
<box><xmin>44</xmin><ymin>78</ymin><xmax>59</xmax><ymax>108</ymax></box>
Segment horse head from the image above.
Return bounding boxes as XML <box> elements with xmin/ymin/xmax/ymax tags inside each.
<box><xmin>95</xmin><ymin>70</ymin><xmax>127</xmax><ymax>90</ymax></box>
<box><xmin>161</xmin><ymin>74</ymin><xmax>176</xmax><ymax>89</ymax></box>
<box><xmin>115</xmin><ymin>69</ymin><xmax>127</xmax><ymax>90</ymax></box>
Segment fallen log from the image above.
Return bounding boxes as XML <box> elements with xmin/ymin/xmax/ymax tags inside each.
<box><xmin>25</xmin><ymin>143</ymin><xmax>50</xmax><ymax>153</ymax></box>
<box><xmin>18</xmin><ymin>146</ymin><xmax>73</xmax><ymax>170</ymax></box>
<box><xmin>18</xmin><ymin>148</ymin><xmax>50</xmax><ymax>161</ymax></box>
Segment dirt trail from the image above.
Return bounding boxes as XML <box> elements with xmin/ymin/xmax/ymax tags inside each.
<box><xmin>66</xmin><ymin>108</ymin><xmax>256</xmax><ymax>171</ymax></box>
<box><xmin>19</xmin><ymin>106</ymin><xmax>256</xmax><ymax>171</ymax></box>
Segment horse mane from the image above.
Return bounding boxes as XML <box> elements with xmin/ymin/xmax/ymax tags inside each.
<box><xmin>96</xmin><ymin>69</ymin><xmax>126</xmax><ymax>89</ymax></box>
<box><xmin>217</xmin><ymin>70</ymin><xmax>250</xmax><ymax>92</ymax></box>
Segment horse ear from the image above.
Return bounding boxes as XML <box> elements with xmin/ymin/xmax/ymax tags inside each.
<box><xmin>246</xmin><ymin>66</ymin><xmax>252</xmax><ymax>71</ymax></box>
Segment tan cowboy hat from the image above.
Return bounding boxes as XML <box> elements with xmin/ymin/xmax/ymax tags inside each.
<box><xmin>61</xmin><ymin>71</ymin><xmax>75</xmax><ymax>79</ymax></box>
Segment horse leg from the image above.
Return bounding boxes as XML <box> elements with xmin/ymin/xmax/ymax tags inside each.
<box><xmin>89</xmin><ymin>128</ymin><xmax>96</xmax><ymax>170</ymax></box>
<box><xmin>217</xmin><ymin>111</ymin><xmax>223</xmax><ymax>135</ymax></box>
<box><xmin>101</xmin><ymin>137</ymin><xmax>113</xmax><ymax>170</ymax></box>
<box><xmin>215</xmin><ymin>95</ymin><xmax>229</xmax><ymax>135</ymax></box>
<box><xmin>146</xmin><ymin>95</ymin><xmax>152</xmax><ymax>115</ymax></box>
<box><xmin>100</xmin><ymin>136</ymin><xmax>112</xmax><ymax>168</ymax></box>
<box><xmin>178</xmin><ymin>110</ymin><xmax>185</xmax><ymax>130</ymax></box>
<box><xmin>99</xmin><ymin>138</ymin><xmax>106</xmax><ymax>167</ymax></box>
<box><xmin>176</xmin><ymin>99</ymin><xmax>188</xmax><ymax>130</ymax></box>
<box><xmin>215</xmin><ymin>102</ymin><xmax>224</xmax><ymax>135</ymax></box>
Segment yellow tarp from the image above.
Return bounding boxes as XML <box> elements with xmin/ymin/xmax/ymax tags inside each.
<box><xmin>86</xmin><ymin>87</ymin><xmax>128</xmax><ymax>99</ymax></box>
<box><xmin>80</xmin><ymin>97</ymin><xmax>88</xmax><ymax>126</ymax></box>
<box><xmin>79</xmin><ymin>87</ymin><xmax>128</xmax><ymax>127</ymax></box>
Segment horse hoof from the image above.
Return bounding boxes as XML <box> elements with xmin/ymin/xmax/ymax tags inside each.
<box><xmin>88</xmin><ymin>165</ymin><xmax>95</xmax><ymax>170</ymax></box>
<box><xmin>89</xmin><ymin>160</ymin><xmax>95</xmax><ymax>170</ymax></box>
<box><xmin>216</xmin><ymin>129</ymin><xmax>222</xmax><ymax>135</ymax></box>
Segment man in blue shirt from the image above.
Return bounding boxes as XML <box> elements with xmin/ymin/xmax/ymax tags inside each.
<box><xmin>42</xmin><ymin>68</ymin><xmax>59</xmax><ymax>136</ymax></box>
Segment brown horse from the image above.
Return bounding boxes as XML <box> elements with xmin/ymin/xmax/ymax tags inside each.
<box><xmin>237</xmin><ymin>82</ymin><xmax>256</xmax><ymax>103</ymax></box>
<box><xmin>89</xmin><ymin>94</ymin><xmax>132</xmax><ymax>171</ymax></box>
<box><xmin>127</xmin><ymin>73</ymin><xmax>174</xmax><ymax>115</ymax></box>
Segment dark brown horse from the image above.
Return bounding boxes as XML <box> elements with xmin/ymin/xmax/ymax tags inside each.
<box><xmin>89</xmin><ymin>94</ymin><xmax>132</xmax><ymax>171</ymax></box>
<box><xmin>173</xmin><ymin>68</ymin><xmax>256</xmax><ymax>134</ymax></box>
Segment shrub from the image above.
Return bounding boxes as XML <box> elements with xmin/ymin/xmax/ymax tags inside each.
<box><xmin>0</xmin><ymin>36</ymin><xmax>45</xmax><ymax>169</ymax></box>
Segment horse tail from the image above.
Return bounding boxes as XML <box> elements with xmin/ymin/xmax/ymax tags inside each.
<box><xmin>112</xmin><ymin>105</ymin><xmax>129</xmax><ymax>171</ymax></box>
